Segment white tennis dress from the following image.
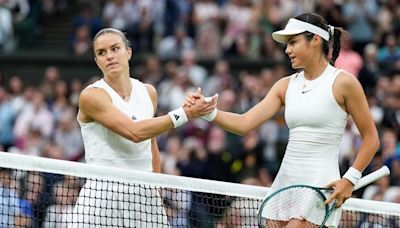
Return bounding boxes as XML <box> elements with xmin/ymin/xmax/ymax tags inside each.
<box><xmin>69</xmin><ymin>78</ymin><xmax>169</xmax><ymax>227</ymax></box>
<box><xmin>262</xmin><ymin>64</ymin><xmax>348</xmax><ymax>227</ymax></box>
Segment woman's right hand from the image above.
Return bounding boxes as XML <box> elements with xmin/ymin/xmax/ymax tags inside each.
<box><xmin>182</xmin><ymin>88</ymin><xmax>218</xmax><ymax>119</ymax></box>
<box><xmin>184</xmin><ymin>87</ymin><xmax>202</xmax><ymax>108</ymax></box>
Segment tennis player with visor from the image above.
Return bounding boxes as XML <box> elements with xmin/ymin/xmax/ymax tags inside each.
<box><xmin>186</xmin><ymin>13</ymin><xmax>379</xmax><ymax>227</ymax></box>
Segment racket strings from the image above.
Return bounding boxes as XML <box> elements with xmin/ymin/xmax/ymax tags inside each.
<box><xmin>260</xmin><ymin>187</ymin><xmax>329</xmax><ymax>226</ymax></box>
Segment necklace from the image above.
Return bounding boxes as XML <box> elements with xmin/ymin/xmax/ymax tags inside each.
<box><xmin>120</xmin><ymin>93</ymin><xmax>130</xmax><ymax>100</ymax></box>
<box><xmin>119</xmin><ymin>81</ymin><xmax>132</xmax><ymax>99</ymax></box>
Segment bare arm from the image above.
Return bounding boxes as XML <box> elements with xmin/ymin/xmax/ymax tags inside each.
<box><xmin>78</xmin><ymin>86</ymin><xmax>216</xmax><ymax>143</ymax></box>
<box><xmin>325</xmin><ymin>72</ymin><xmax>379</xmax><ymax>207</ymax></box>
<box><xmin>339</xmin><ymin>73</ymin><xmax>379</xmax><ymax>171</ymax></box>
<box><xmin>151</xmin><ymin>137</ymin><xmax>161</xmax><ymax>173</ymax></box>
<box><xmin>145</xmin><ymin>84</ymin><xmax>162</xmax><ymax>173</ymax></box>
<box><xmin>213</xmin><ymin>77</ymin><xmax>289</xmax><ymax>135</ymax></box>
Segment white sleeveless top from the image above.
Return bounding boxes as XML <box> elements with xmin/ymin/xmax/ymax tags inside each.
<box><xmin>265</xmin><ymin>64</ymin><xmax>349</xmax><ymax>227</ymax></box>
<box><xmin>78</xmin><ymin>78</ymin><xmax>154</xmax><ymax>171</ymax></box>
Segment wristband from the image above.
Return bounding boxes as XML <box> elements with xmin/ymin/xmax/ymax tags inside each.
<box><xmin>201</xmin><ymin>108</ymin><xmax>218</xmax><ymax>122</ymax></box>
<box><xmin>168</xmin><ymin>107</ymin><xmax>188</xmax><ymax>128</ymax></box>
<box><xmin>343</xmin><ymin>167</ymin><xmax>362</xmax><ymax>186</ymax></box>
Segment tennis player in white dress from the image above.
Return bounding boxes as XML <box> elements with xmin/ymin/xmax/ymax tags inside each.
<box><xmin>186</xmin><ymin>13</ymin><xmax>379</xmax><ymax>227</ymax></box>
<box><xmin>69</xmin><ymin>28</ymin><xmax>217</xmax><ymax>227</ymax></box>
<box><xmin>72</xmin><ymin>78</ymin><xmax>170</xmax><ymax>227</ymax></box>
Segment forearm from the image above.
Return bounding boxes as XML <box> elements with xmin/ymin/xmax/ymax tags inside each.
<box><xmin>351</xmin><ymin>134</ymin><xmax>380</xmax><ymax>172</ymax></box>
<box><xmin>151</xmin><ymin>138</ymin><xmax>161</xmax><ymax>173</ymax></box>
<box><xmin>127</xmin><ymin>115</ymin><xmax>174</xmax><ymax>143</ymax></box>
<box><xmin>213</xmin><ymin>111</ymin><xmax>250</xmax><ymax>136</ymax></box>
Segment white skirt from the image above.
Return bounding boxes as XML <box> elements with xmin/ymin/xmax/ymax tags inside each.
<box><xmin>68</xmin><ymin>180</ymin><xmax>170</xmax><ymax>227</ymax></box>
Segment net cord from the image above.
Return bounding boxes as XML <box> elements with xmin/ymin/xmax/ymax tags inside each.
<box><xmin>0</xmin><ymin>152</ymin><xmax>399</xmax><ymax>216</ymax></box>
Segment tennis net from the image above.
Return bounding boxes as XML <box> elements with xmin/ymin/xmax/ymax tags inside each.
<box><xmin>0</xmin><ymin>152</ymin><xmax>399</xmax><ymax>227</ymax></box>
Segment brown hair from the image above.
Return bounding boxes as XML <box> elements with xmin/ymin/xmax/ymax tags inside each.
<box><xmin>92</xmin><ymin>28</ymin><xmax>131</xmax><ymax>53</ymax></box>
<box><xmin>295</xmin><ymin>13</ymin><xmax>344</xmax><ymax>65</ymax></box>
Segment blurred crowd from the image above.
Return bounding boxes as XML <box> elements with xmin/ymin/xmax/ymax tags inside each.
<box><xmin>0</xmin><ymin>0</ymin><xmax>399</xmax><ymax>214</ymax></box>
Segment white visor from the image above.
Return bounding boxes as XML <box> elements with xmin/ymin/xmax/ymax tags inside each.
<box><xmin>272</xmin><ymin>18</ymin><xmax>330</xmax><ymax>43</ymax></box>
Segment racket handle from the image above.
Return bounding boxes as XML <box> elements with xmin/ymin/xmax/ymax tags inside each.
<box><xmin>354</xmin><ymin>166</ymin><xmax>390</xmax><ymax>190</ymax></box>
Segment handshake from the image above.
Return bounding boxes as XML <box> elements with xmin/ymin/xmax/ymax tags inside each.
<box><xmin>168</xmin><ymin>88</ymin><xmax>219</xmax><ymax>128</ymax></box>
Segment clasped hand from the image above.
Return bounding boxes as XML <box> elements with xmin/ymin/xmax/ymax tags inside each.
<box><xmin>182</xmin><ymin>88</ymin><xmax>218</xmax><ymax>119</ymax></box>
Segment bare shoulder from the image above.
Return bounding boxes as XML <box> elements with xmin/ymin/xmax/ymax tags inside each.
<box><xmin>276</xmin><ymin>75</ymin><xmax>291</xmax><ymax>86</ymax></box>
<box><xmin>79</xmin><ymin>87</ymin><xmax>111</xmax><ymax>106</ymax></box>
<box><xmin>144</xmin><ymin>84</ymin><xmax>157</xmax><ymax>98</ymax></box>
<box><xmin>144</xmin><ymin>84</ymin><xmax>157</xmax><ymax>111</ymax></box>
<box><xmin>78</xmin><ymin>87</ymin><xmax>112</xmax><ymax>122</ymax></box>
<box><xmin>274</xmin><ymin>75</ymin><xmax>292</xmax><ymax>94</ymax></box>
<box><xmin>333</xmin><ymin>70</ymin><xmax>365</xmax><ymax>106</ymax></box>
<box><xmin>263</xmin><ymin>75</ymin><xmax>291</xmax><ymax>105</ymax></box>
<box><xmin>334</xmin><ymin>71</ymin><xmax>361</xmax><ymax>89</ymax></box>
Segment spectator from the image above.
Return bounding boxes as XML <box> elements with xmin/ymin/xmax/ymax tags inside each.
<box><xmin>71</xmin><ymin>3</ymin><xmax>102</xmax><ymax>39</ymax></box>
<box><xmin>53</xmin><ymin>110</ymin><xmax>84</xmax><ymax>162</ymax></box>
<box><xmin>362</xmin><ymin>175</ymin><xmax>391</xmax><ymax>200</ymax></box>
<box><xmin>248</xmin><ymin>0</ymin><xmax>282</xmax><ymax>59</ymax></box>
<box><xmin>138</xmin><ymin>55</ymin><xmax>163</xmax><ymax>86</ymax></box>
<box><xmin>358</xmin><ymin>43</ymin><xmax>380</xmax><ymax>94</ymax></box>
<box><xmin>49</xmin><ymin>80</ymin><xmax>70</xmax><ymax>122</ymax></box>
<box><xmin>203</xmin><ymin>60</ymin><xmax>237</xmax><ymax>96</ymax></box>
<box><xmin>40</xmin><ymin>66</ymin><xmax>61</xmax><ymax>104</ymax></box>
<box><xmin>221</xmin><ymin>0</ymin><xmax>253</xmax><ymax>57</ymax></box>
<box><xmin>130</xmin><ymin>0</ymin><xmax>159</xmax><ymax>53</ymax></box>
<box><xmin>192</xmin><ymin>0</ymin><xmax>221</xmax><ymax>59</ymax></box>
<box><xmin>0</xmin><ymin>0</ymin><xmax>14</xmax><ymax>52</ymax></box>
<box><xmin>7</xmin><ymin>75</ymin><xmax>26</xmax><ymax>114</ymax></box>
<box><xmin>0</xmin><ymin>168</ymin><xmax>22</xmax><ymax>225</ymax></box>
<box><xmin>0</xmin><ymin>87</ymin><xmax>16</xmax><ymax>151</ymax></box>
<box><xmin>276</xmin><ymin>0</ymin><xmax>315</xmax><ymax>20</ymax></box>
<box><xmin>42</xmin><ymin>180</ymin><xmax>79</xmax><ymax>228</ymax></box>
<box><xmin>102</xmin><ymin>0</ymin><xmax>139</xmax><ymax>33</ymax></box>
<box><xmin>335</xmin><ymin>33</ymin><xmax>363</xmax><ymax>78</ymax></box>
<box><xmin>342</xmin><ymin>0</ymin><xmax>378</xmax><ymax>54</ymax></box>
<box><xmin>377</xmin><ymin>33</ymin><xmax>400</xmax><ymax>66</ymax></box>
<box><xmin>157</xmin><ymin>61</ymin><xmax>195</xmax><ymax>111</ymax></box>
<box><xmin>178</xmin><ymin>49</ymin><xmax>208</xmax><ymax>88</ymax></box>
<box><xmin>195</xmin><ymin>21</ymin><xmax>221</xmax><ymax>59</ymax></box>
<box><xmin>71</xmin><ymin>25</ymin><xmax>91</xmax><ymax>56</ymax></box>
<box><xmin>157</xmin><ymin>24</ymin><xmax>194</xmax><ymax>60</ymax></box>
<box><xmin>315</xmin><ymin>0</ymin><xmax>344</xmax><ymax>27</ymax></box>
<box><xmin>259</xmin><ymin>34</ymin><xmax>286</xmax><ymax>62</ymax></box>
<box><xmin>375</xmin><ymin>0</ymin><xmax>400</xmax><ymax>44</ymax></box>
<box><xmin>13</xmin><ymin>90</ymin><xmax>54</xmax><ymax>149</ymax></box>
<box><xmin>68</xmin><ymin>78</ymin><xmax>82</xmax><ymax>108</ymax></box>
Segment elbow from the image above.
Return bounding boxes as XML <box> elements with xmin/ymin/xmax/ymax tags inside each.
<box><xmin>131</xmin><ymin>137</ymin><xmax>142</xmax><ymax>143</ymax></box>
<box><xmin>129</xmin><ymin>133</ymin><xmax>147</xmax><ymax>143</ymax></box>
<box><xmin>374</xmin><ymin>137</ymin><xmax>380</xmax><ymax>153</ymax></box>
<box><xmin>236</xmin><ymin>129</ymin><xmax>248</xmax><ymax>136</ymax></box>
<box><xmin>234</xmin><ymin>126</ymin><xmax>251</xmax><ymax>136</ymax></box>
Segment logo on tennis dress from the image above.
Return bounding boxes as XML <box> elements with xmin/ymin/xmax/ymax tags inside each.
<box><xmin>174</xmin><ymin>114</ymin><xmax>180</xmax><ymax>120</ymax></box>
<box><xmin>131</xmin><ymin>115</ymin><xmax>137</xmax><ymax>120</ymax></box>
<box><xmin>302</xmin><ymin>89</ymin><xmax>311</xmax><ymax>94</ymax></box>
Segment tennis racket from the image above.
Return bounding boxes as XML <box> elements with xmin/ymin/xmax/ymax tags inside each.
<box><xmin>257</xmin><ymin>166</ymin><xmax>390</xmax><ymax>228</ymax></box>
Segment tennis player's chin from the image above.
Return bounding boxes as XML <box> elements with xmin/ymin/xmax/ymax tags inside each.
<box><xmin>290</xmin><ymin>59</ymin><xmax>298</xmax><ymax>68</ymax></box>
<box><xmin>291</xmin><ymin>63</ymin><xmax>301</xmax><ymax>69</ymax></box>
<box><xmin>106</xmin><ymin>66</ymin><xmax>122</xmax><ymax>74</ymax></box>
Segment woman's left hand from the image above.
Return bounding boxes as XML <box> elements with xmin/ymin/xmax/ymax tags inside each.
<box><xmin>324</xmin><ymin>178</ymin><xmax>354</xmax><ymax>207</ymax></box>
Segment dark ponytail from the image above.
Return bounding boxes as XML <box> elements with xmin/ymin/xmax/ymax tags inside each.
<box><xmin>295</xmin><ymin>13</ymin><xmax>346</xmax><ymax>66</ymax></box>
<box><xmin>330</xmin><ymin>27</ymin><xmax>344</xmax><ymax>65</ymax></box>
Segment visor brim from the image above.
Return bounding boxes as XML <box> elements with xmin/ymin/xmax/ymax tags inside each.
<box><xmin>272</xmin><ymin>29</ymin><xmax>307</xmax><ymax>43</ymax></box>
